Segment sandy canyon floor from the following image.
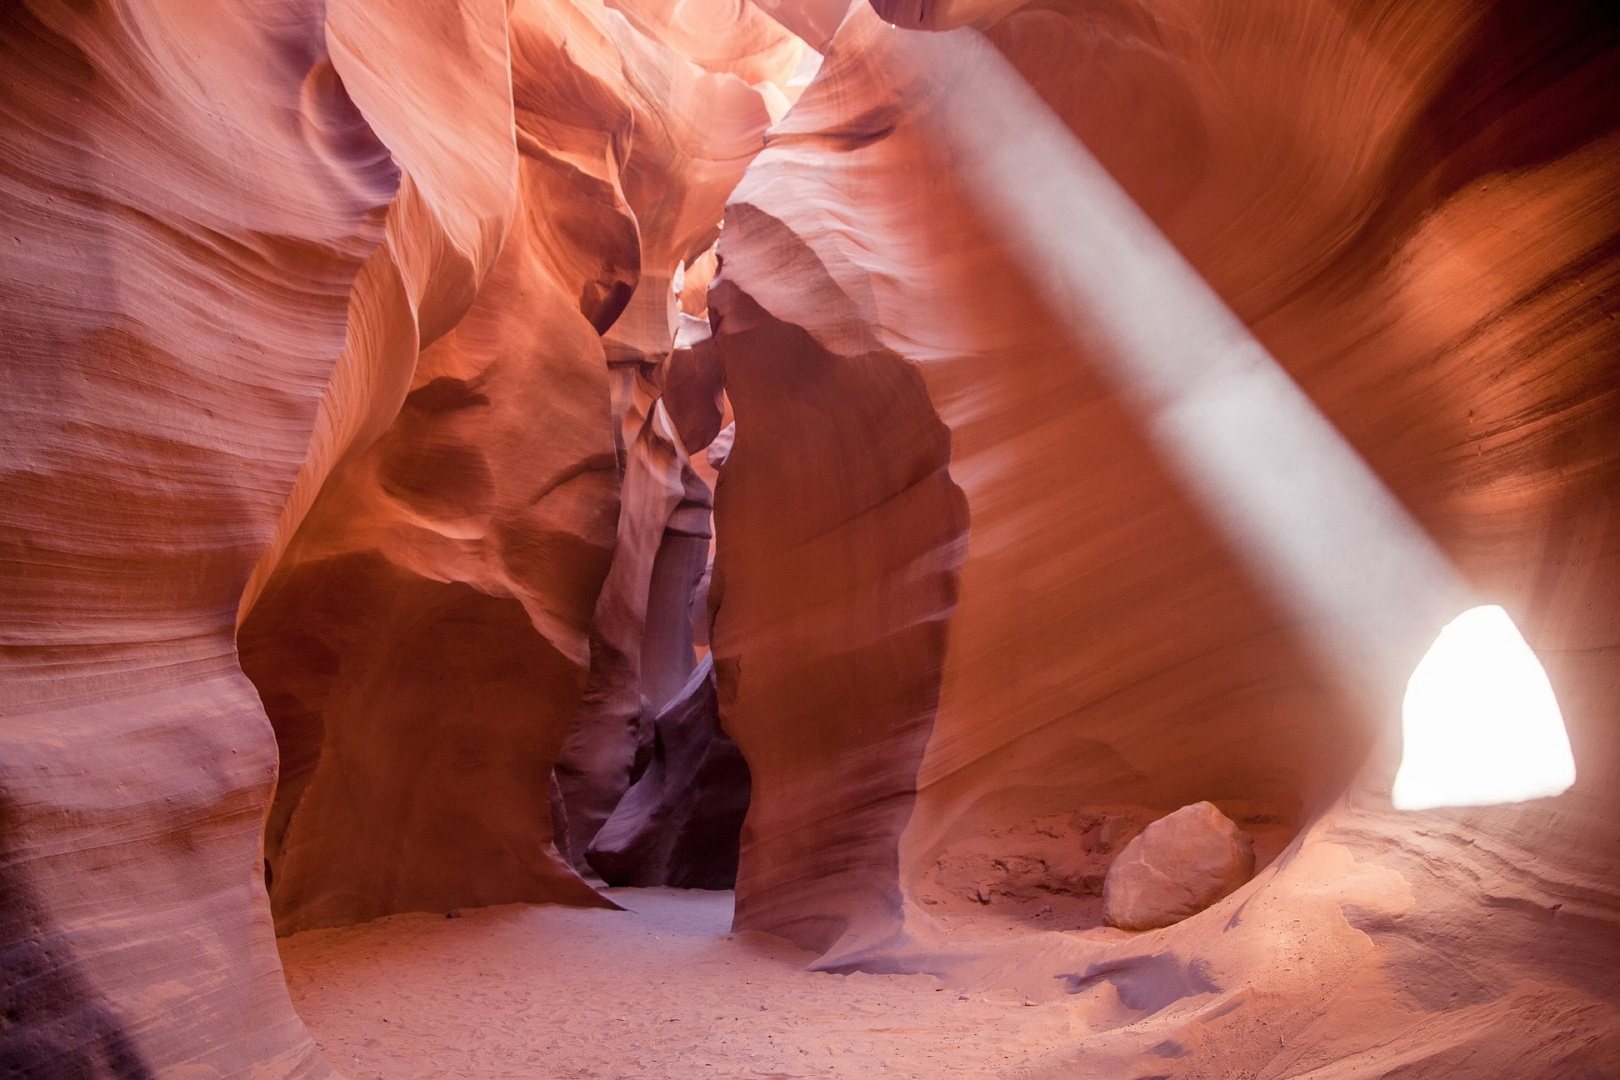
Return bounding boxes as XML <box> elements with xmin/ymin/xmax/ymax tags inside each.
<box><xmin>280</xmin><ymin>889</ymin><xmax>1074</xmax><ymax>1079</ymax></box>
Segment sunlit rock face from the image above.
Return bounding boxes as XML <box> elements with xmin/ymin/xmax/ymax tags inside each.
<box><xmin>237</xmin><ymin>0</ymin><xmax>794</xmax><ymax>932</ymax></box>
<box><xmin>710</xmin><ymin>0</ymin><xmax>1620</xmax><ymax>1066</ymax></box>
<box><xmin>238</xmin><ymin>0</ymin><xmax>632</xmax><ymax>936</ymax></box>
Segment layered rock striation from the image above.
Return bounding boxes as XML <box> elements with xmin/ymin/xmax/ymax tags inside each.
<box><xmin>708</xmin><ymin>0</ymin><xmax>1620</xmax><ymax>1068</ymax></box>
<box><xmin>548</xmin><ymin>3</ymin><xmax>796</xmax><ymax>871</ymax></box>
<box><xmin>2</xmin><ymin>0</ymin><xmax>792</xmax><ymax>1069</ymax></box>
<box><xmin>239</xmin><ymin>0</ymin><xmax>633</xmax><ymax>935</ymax></box>
<box><xmin>0</xmin><ymin>1</ymin><xmax>399</xmax><ymax>1073</ymax></box>
<box><xmin>240</xmin><ymin>0</ymin><xmax>793</xmax><ymax>932</ymax></box>
<box><xmin>585</xmin><ymin>654</ymin><xmax>753</xmax><ymax>889</ymax></box>
<box><xmin>3</xmin><ymin>0</ymin><xmax>1618</xmax><ymax>1074</ymax></box>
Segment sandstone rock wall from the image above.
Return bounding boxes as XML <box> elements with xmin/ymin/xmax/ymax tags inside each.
<box><xmin>585</xmin><ymin>654</ymin><xmax>753</xmax><ymax>889</ymax></box>
<box><xmin>551</xmin><ymin>3</ymin><xmax>798</xmax><ymax>868</ymax></box>
<box><xmin>709</xmin><ymin>0</ymin><xmax>1620</xmax><ymax>1065</ymax></box>
<box><xmin>3</xmin><ymin>0</ymin><xmax>1617</xmax><ymax>1072</ymax></box>
<box><xmin>241</xmin><ymin>0</ymin><xmax>796</xmax><ymax>931</ymax></box>
<box><xmin>238</xmin><ymin>0</ymin><xmax>632</xmax><ymax>935</ymax></box>
<box><xmin>0</xmin><ymin>1</ymin><xmax>394</xmax><ymax>1072</ymax></box>
<box><xmin>1</xmin><ymin>0</ymin><xmax>794</xmax><ymax>1068</ymax></box>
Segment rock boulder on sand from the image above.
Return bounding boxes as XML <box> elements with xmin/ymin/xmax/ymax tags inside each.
<box><xmin>1102</xmin><ymin>802</ymin><xmax>1254</xmax><ymax>931</ymax></box>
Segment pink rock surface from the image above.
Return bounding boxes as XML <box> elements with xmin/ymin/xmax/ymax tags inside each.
<box><xmin>0</xmin><ymin>0</ymin><xmax>393</xmax><ymax>1072</ymax></box>
<box><xmin>1102</xmin><ymin>802</ymin><xmax>1255</xmax><ymax>931</ymax></box>
<box><xmin>707</xmin><ymin>0</ymin><xmax>1620</xmax><ymax>1070</ymax></box>
<box><xmin>551</xmin><ymin>2</ymin><xmax>794</xmax><ymax>868</ymax></box>
<box><xmin>239</xmin><ymin>0</ymin><xmax>794</xmax><ymax>932</ymax></box>
<box><xmin>238</xmin><ymin>0</ymin><xmax>629</xmax><ymax>935</ymax></box>
<box><xmin>0</xmin><ymin>0</ymin><xmax>790</xmax><ymax>1066</ymax></box>
<box><xmin>585</xmin><ymin>655</ymin><xmax>752</xmax><ymax>889</ymax></box>
<box><xmin>2</xmin><ymin>0</ymin><xmax>1618</xmax><ymax>1074</ymax></box>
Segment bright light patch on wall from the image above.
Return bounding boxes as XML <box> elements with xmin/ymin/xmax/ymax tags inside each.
<box><xmin>1392</xmin><ymin>605</ymin><xmax>1576</xmax><ymax>810</ymax></box>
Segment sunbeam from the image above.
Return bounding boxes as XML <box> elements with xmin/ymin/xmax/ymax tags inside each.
<box><xmin>893</xmin><ymin>25</ymin><xmax>1575</xmax><ymax>809</ymax></box>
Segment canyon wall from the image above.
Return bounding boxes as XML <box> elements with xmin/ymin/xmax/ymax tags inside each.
<box><xmin>708</xmin><ymin>0</ymin><xmax>1620</xmax><ymax>1068</ymax></box>
<box><xmin>0</xmin><ymin>1</ymin><xmax>391</xmax><ymax>1073</ymax></box>
<box><xmin>544</xmin><ymin>0</ymin><xmax>796</xmax><ymax>870</ymax></box>
<box><xmin>1</xmin><ymin>0</ymin><xmax>792</xmax><ymax>1070</ymax></box>
<box><xmin>239</xmin><ymin>0</ymin><xmax>794</xmax><ymax>931</ymax></box>
<box><xmin>3</xmin><ymin>0</ymin><xmax>1617</xmax><ymax>1074</ymax></box>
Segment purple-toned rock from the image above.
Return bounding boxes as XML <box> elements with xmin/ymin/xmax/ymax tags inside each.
<box><xmin>585</xmin><ymin>654</ymin><xmax>752</xmax><ymax>889</ymax></box>
<box><xmin>1103</xmin><ymin>802</ymin><xmax>1254</xmax><ymax>931</ymax></box>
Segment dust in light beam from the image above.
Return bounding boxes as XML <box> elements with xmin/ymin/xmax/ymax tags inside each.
<box><xmin>892</xmin><ymin>26</ymin><xmax>1576</xmax><ymax>809</ymax></box>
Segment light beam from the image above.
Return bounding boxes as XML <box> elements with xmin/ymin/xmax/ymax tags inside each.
<box><xmin>885</xmin><ymin>25</ymin><xmax>1574</xmax><ymax>808</ymax></box>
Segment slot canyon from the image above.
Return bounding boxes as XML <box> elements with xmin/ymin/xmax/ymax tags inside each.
<box><xmin>2</xmin><ymin>0</ymin><xmax>1618</xmax><ymax>1076</ymax></box>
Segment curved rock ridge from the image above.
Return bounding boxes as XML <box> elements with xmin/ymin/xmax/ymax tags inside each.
<box><xmin>707</xmin><ymin>273</ymin><xmax>971</xmax><ymax>958</ymax></box>
<box><xmin>708</xmin><ymin>0</ymin><xmax>1620</xmax><ymax>1068</ymax></box>
<box><xmin>551</xmin><ymin>0</ymin><xmax>796</xmax><ymax>870</ymax></box>
<box><xmin>607</xmin><ymin>0</ymin><xmax>806</xmax><ymax>86</ymax></box>
<box><xmin>239</xmin><ymin>0</ymin><xmax>631</xmax><ymax>936</ymax></box>
<box><xmin>0</xmin><ymin>1</ymin><xmax>395</xmax><ymax>1074</ymax></box>
<box><xmin>585</xmin><ymin>653</ymin><xmax>753</xmax><ymax>889</ymax></box>
<box><xmin>237</xmin><ymin>0</ymin><xmax>522</xmax><ymax>625</ymax></box>
<box><xmin>3</xmin><ymin>0</ymin><xmax>1617</xmax><ymax>1073</ymax></box>
<box><xmin>1</xmin><ymin>0</ymin><xmax>800</xmax><ymax>1068</ymax></box>
<box><xmin>241</xmin><ymin>0</ymin><xmax>798</xmax><ymax>933</ymax></box>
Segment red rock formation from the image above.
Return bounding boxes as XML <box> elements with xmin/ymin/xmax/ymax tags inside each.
<box><xmin>708</xmin><ymin>263</ymin><xmax>972</xmax><ymax>954</ymax></box>
<box><xmin>3</xmin><ymin>0</ymin><xmax>1617</xmax><ymax>1073</ymax></box>
<box><xmin>0</xmin><ymin>1</ymin><xmax>393</xmax><ymax>1072</ymax></box>
<box><xmin>238</xmin><ymin>0</ymin><xmax>631</xmax><ymax>935</ymax></box>
<box><xmin>607</xmin><ymin>0</ymin><xmax>805</xmax><ymax>86</ymax></box>
<box><xmin>1102</xmin><ymin>802</ymin><xmax>1254</xmax><ymax>931</ymax></box>
<box><xmin>238</xmin><ymin>0</ymin><xmax>525</xmax><ymax>624</ymax></box>
<box><xmin>239</xmin><ymin>0</ymin><xmax>797</xmax><ymax>930</ymax></box>
<box><xmin>708</xmin><ymin>0</ymin><xmax>1620</xmax><ymax>1067</ymax></box>
<box><xmin>552</xmin><ymin>1</ymin><xmax>797</xmax><ymax>866</ymax></box>
<box><xmin>0</xmin><ymin>0</ymin><xmax>790</xmax><ymax>1065</ymax></box>
<box><xmin>664</xmin><ymin>314</ymin><xmax>727</xmax><ymax>456</ymax></box>
<box><xmin>585</xmin><ymin>654</ymin><xmax>752</xmax><ymax>888</ymax></box>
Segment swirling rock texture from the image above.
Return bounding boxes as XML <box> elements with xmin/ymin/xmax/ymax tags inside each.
<box><xmin>709</xmin><ymin>0</ymin><xmax>1620</xmax><ymax>1073</ymax></box>
<box><xmin>4</xmin><ymin>0</ymin><xmax>1619</xmax><ymax>1075</ymax></box>
<box><xmin>1</xmin><ymin>0</ymin><xmax>788</xmax><ymax>1070</ymax></box>
<box><xmin>584</xmin><ymin>654</ymin><xmax>753</xmax><ymax>889</ymax></box>
<box><xmin>241</xmin><ymin>0</ymin><xmax>797</xmax><ymax>930</ymax></box>
<box><xmin>0</xmin><ymin>0</ymin><xmax>395</xmax><ymax>1073</ymax></box>
<box><xmin>238</xmin><ymin>0</ymin><xmax>630</xmax><ymax>937</ymax></box>
<box><xmin>550</xmin><ymin>1</ymin><xmax>797</xmax><ymax>869</ymax></box>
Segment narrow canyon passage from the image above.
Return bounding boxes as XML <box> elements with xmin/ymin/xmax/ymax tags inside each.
<box><xmin>3</xmin><ymin>0</ymin><xmax>1619</xmax><ymax>1077</ymax></box>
